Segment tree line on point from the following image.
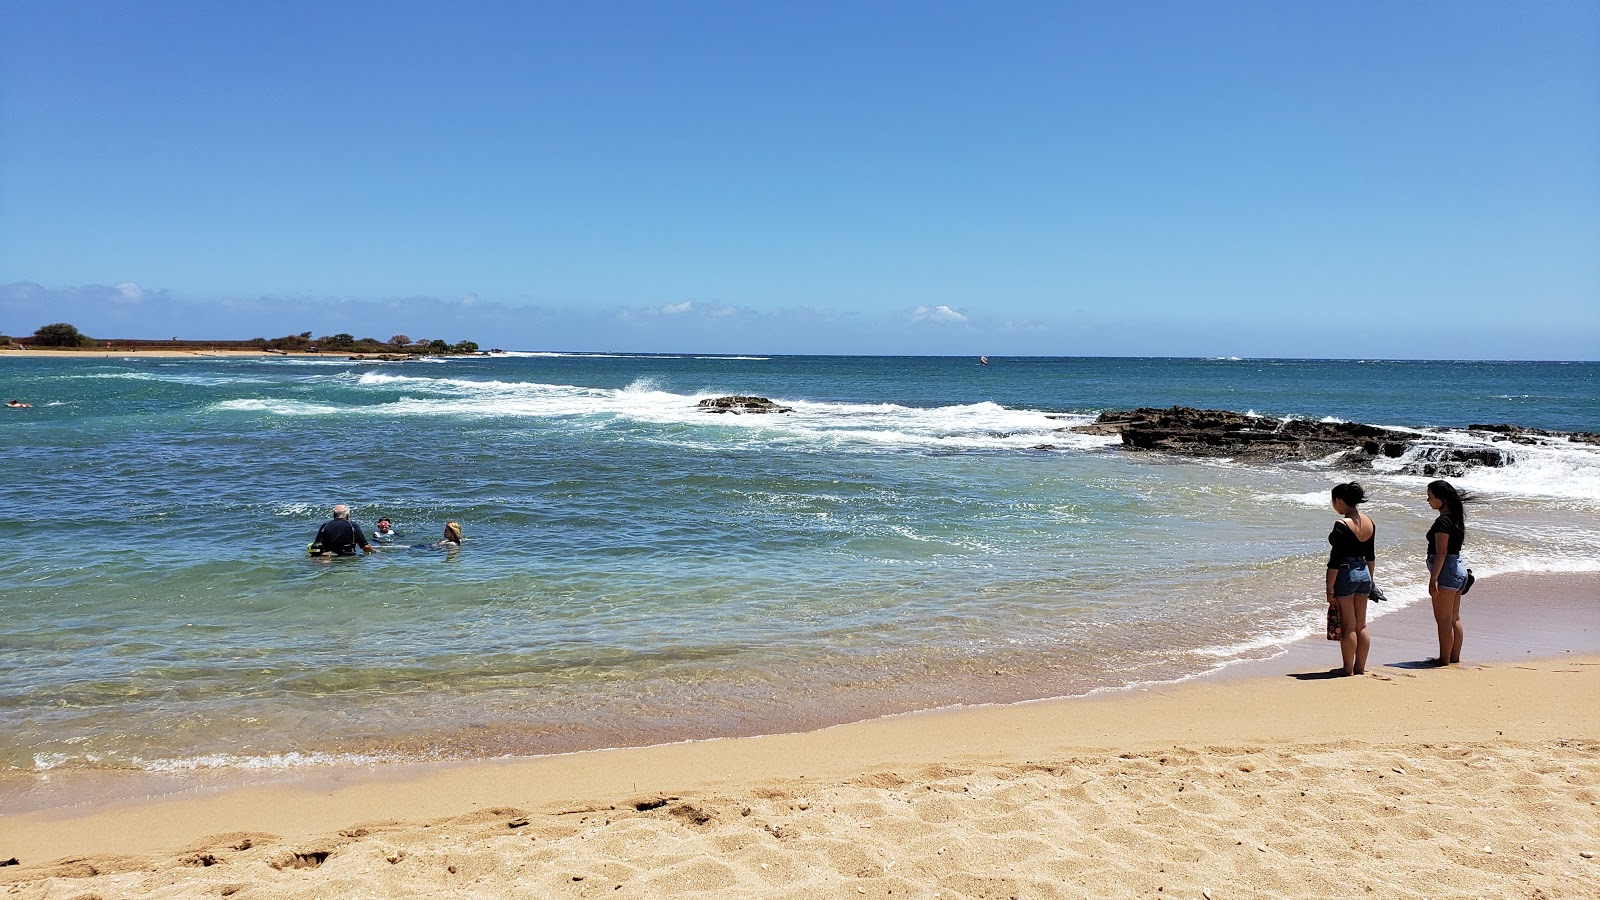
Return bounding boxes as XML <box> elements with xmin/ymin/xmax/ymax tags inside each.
<box><xmin>1</xmin><ymin>324</ymin><xmax>480</xmax><ymax>355</ymax></box>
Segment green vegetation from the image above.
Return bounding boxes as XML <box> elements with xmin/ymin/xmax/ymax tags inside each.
<box><xmin>32</xmin><ymin>322</ymin><xmax>92</xmax><ymax>347</ymax></box>
<box><xmin>7</xmin><ymin>323</ymin><xmax>484</xmax><ymax>355</ymax></box>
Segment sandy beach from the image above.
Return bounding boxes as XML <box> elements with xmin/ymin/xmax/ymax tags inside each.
<box><xmin>2</xmin><ymin>571</ymin><xmax>1596</xmax><ymax>898</ymax></box>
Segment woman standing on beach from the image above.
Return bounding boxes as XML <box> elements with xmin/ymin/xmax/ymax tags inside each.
<box><xmin>1425</xmin><ymin>480</ymin><xmax>1470</xmax><ymax>665</ymax></box>
<box><xmin>1327</xmin><ymin>482</ymin><xmax>1375</xmax><ymax>676</ymax></box>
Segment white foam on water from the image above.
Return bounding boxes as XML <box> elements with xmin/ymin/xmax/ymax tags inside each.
<box><xmin>491</xmin><ymin>351</ymin><xmax>687</xmax><ymax>359</ymax></box>
<box><xmin>213</xmin><ymin>398</ymin><xmax>345</xmax><ymax>415</ymax></box>
<box><xmin>30</xmin><ymin>750</ymin><xmax>408</xmax><ymax>772</ymax></box>
<box><xmin>1190</xmin><ymin>623</ymin><xmax>1318</xmax><ymax>659</ymax></box>
<box><xmin>1368</xmin><ymin>429</ymin><xmax>1600</xmax><ymax>502</ymax></box>
<box><xmin>210</xmin><ymin>372</ymin><xmax>1121</xmax><ymax>454</ymax></box>
<box><xmin>129</xmin><ymin>750</ymin><xmax>406</xmax><ymax>772</ymax></box>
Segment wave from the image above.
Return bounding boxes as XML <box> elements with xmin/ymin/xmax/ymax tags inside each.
<box><xmin>31</xmin><ymin>749</ymin><xmax>409</xmax><ymax>773</ymax></box>
<box><xmin>54</xmin><ymin>371</ymin><xmax>284</xmax><ymax>386</ymax></box>
<box><xmin>205</xmin><ymin>372</ymin><xmax>1118</xmax><ymax>454</ymax></box>
<box><xmin>1368</xmin><ymin>429</ymin><xmax>1600</xmax><ymax>502</ymax></box>
<box><xmin>493</xmin><ymin>351</ymin><xmax>685</xmax><ymax>359</ymax></box>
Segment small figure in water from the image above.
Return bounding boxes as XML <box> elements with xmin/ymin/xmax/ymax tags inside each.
<box><xmin>373</xmin><ymin>517</ymin><xmax>398</xmax><ymax>543</ymax></box>
<box><xmin>979</xmin><ymin>356</ymin><xmax>989</xmax><ymax>366</ymax></box>
<box><xmin>308</xmin><ymin>504</ymin><xmax>376</xmax><ymax>557</ymax></box>
<box><xmin>436</xmin><ymin>521</ymin><xmax>463</xmax><ymax>548</ymax></box>
<box><xmin>410</xmin><ymin>521</ymin><xmax>463</xmax><ymax>551</ymax></box>
<box><xmin>6</xmin><ymin>399</ymin><xmax>31</xmax><ymax>408</ymax></box>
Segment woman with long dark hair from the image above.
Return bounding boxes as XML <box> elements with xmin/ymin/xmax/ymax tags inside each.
<box><xmin>1425</xmin><ymin>480</ymin><xmax>1470</xmax><ymax>665</ymax></box>
<box><xmin>1326</xmin><ymin>482</ymin><xmax>1376</xmax><ymax>676</ymax></box>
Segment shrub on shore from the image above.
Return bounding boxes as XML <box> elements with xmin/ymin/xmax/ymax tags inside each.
<box><xmin>32</xmin><ymin>322</ymin><xmax>93</xmax><ymax>347</ymax></box>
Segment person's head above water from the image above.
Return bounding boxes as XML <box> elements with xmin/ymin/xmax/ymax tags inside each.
<box><xmin>332</xmin><ymin>504</ymin><xmax>351</xmax><ymax>520</ymax></box>
<box><xmin>443</xmin><ymin>522</ymin><xmax>463</xmax><ymax>543</ymax></box>
<box><xmin>377</xmin><ymin>517</ymin><xmax>392</xmax><ymax>529</ymax></box>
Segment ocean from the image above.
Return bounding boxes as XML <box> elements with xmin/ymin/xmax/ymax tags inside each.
<box><xmin>1</xmin><ymin>354</ymin><xmax>1596</xmax><ymax>776</ymax></box>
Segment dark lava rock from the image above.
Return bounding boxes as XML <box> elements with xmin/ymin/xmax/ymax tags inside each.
<box><xmin>1075</xmin><ymin>406</ymin><xmax>1543</xmax><ymax>475</ymax></box>
<box><xmin>697</xmin><ymin>395</ymin><xmax>793</xmax><ymax>414</ymax></box>
<box><xmin>1470</xmin><ymin>423</ymin><xmax>1600</xmax><ymax>446</ymax></box>
<box><xmin>1396</xmin><ymin>443</ymin><xmax>1516</xmax><ymax>477</ymax></box>
<box><xmin>1073</xmin><ymin>406</ymin><xmax>1417</xmax><ymax>462</ymax></box>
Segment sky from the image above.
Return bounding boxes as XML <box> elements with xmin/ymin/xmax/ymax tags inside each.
<box><xmin>2</xmin><ymin>1</ymin><xmax>1597</xmax><ymax>358</ymax></box>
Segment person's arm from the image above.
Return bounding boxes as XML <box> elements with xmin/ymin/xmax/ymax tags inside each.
<box><xmin>354</xmin><ymin>524</ymin><xmax>375</xmax><ymax>554</ymax></box>
<box><xmin>1428</xmin><ymin>531</ymin><xmax>1450</xmax><ymax>594</ymax></box>
<box><xmin>1365</xmin><ymin>519</ymin><xmax>1376</xmax><ymax>580</ymax></box>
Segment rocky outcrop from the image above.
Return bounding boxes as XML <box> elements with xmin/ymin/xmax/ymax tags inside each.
<box><xmin>698</xmin><ymin>396</ymin><xmax>794</xmax><ymax>414</ymax></box>
<box><xmin>1070</xmin><ymin>407</ymin><xmax>1417</xmax><ymax>462</ymax></box>
<box><xmin>1470</xmin><ymin>423</ymin><xmax>1600</xmax><ymax>447</ymax></box>
<box><xmin>1072</xmin><ymin>406</ymin><xmax>1533</xmax><ymax>476</ymax></box>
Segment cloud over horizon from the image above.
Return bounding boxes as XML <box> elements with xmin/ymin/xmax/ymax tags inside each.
<box><xmin>911</xmin><ymin>305</ymin><xmax>968</xmax><ymax>324</ymax></box>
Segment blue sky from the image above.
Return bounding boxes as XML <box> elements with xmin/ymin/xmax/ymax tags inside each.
<box><xmin>2</xmin><ymin>1</ymin><xmax>1596</xmax><ymax>358</ymax></box>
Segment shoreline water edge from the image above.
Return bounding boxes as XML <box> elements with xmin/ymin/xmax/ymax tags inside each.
<box><xmin>2</xmin><ymin>354</ymin><xmax>1597</xmax><ymax>894</ymax></box>
<box><xmin>1</xmin><ymin>572</ymin><xmax>1595</xmax><ymax>896</ymax></box>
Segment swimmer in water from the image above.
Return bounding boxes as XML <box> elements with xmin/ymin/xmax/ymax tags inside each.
<box><xmin>436</xmin><ymin>521</ymin><xmax>463</xmax><ymax>547</ymax></box>
<box><xmin>373</xmin><ymin>517</ymin><xmax>397</xmax><ymax>542</ymax></box>
<box><xmin>409</xmin><ymin>522</ymin><xmax>464</xmax><ymax>551</ymax></box>
<box><xmin>6</xmin><ymin>399</ymin><xmax>31</xmax><ymax>408</ymax></box>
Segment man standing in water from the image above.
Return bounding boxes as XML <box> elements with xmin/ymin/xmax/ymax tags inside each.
<box><xmin>310</xmin><ymin>504</ymin><xmax>376</xmax><ymax>556</ymax></box>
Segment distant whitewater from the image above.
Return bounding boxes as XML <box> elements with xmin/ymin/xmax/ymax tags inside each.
<box><xmin>1</xmin><ymin>354</ymin><xmax>1596</xmax><ymax>774</ymax></box>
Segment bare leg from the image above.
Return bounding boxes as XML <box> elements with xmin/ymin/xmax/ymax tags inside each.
<box><xmin>1350</xmin><ymin>594</ymin><xmax>1370</xmax><ymax>675</ymax></box>
<box><xmin>1431</xmin><ymin>589</ymin><xmax>1462</xmax><ymax>664</ymax></box>
<box><xmin>1336</xmin><ymin>595</ymin><xmax>1360</xmax><ymax>676</ymax></box>
<box><xmin>1447</xmin><ymin>591</ymin><xmax>1463</xmax><ymax>663</ymax></box>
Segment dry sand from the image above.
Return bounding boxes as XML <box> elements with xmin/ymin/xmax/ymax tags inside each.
<box><xmin>2</xmin><ymin>576</ymin><xmax>1596</xmax><ymax>898</ymax></box>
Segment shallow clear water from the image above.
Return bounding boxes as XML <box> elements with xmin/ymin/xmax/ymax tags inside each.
<box><xmin>2</xmin><ymin>354</ymin><xmax>1596</xmax><ymax>773</ymax></box>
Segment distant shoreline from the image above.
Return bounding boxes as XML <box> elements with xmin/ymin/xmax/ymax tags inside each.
<box><xmin>0</xmin><ymin>348</ymin><xmax>454</xmax><ymax>360</ymax></box>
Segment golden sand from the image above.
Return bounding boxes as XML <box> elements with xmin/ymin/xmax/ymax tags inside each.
<box><xmin>2</xmin><ymin>650</ymin><xmax>1595</xmax><ymax>898</ymax></box>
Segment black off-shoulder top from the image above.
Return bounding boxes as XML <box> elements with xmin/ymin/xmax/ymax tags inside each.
<box><xmin>1327</xmin><ymin>519</ymin><xmax>1376</xmax><ymax>569</ymax></box>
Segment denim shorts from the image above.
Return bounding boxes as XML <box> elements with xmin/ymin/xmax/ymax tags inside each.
<box><xmin>1428</xmin><ymin>553</ymin><xmax>1468</xmax><ymax>591</ymax></box>
<box><xmin>1332</xmin><ymin>558</ymin><xmax>1372</xmax><ymax>597</ymax></box>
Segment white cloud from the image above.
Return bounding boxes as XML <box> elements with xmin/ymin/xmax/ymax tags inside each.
<box><xmin>911</xmin><ymin>304</ymin><xmax>967</xmax><ymax>323</ymax></box>
<box><xmin>113</xmin><ymin>282</ymin><xmax>144</xmax><ymax>303</ymax></box>
<box><xmin>460</xmin><ymin>292</ymin><xmax>479</xmax><ymax>307</ymax></box>
<box><xmin>660</xmin><ymin>300</ymin><xmax>694</xmax><ymax>315</ymax></box>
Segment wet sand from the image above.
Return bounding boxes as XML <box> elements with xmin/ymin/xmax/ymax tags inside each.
<box><xmin>2</xmin><ymin>572</ymin><xmax>1596</xmax><ymax>898</ymax></box>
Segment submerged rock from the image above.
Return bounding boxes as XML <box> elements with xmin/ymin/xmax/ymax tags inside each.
<box><xmin>698</xmin><ymin>395</ymin><xmax>794</xmax><ymax>414</ymax></box>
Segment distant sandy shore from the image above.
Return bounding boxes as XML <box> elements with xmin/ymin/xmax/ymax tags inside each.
<box><xmin>2</xmin><ymin>573</ymin><xmax>1596</xmax><ymax>898</ymax></box>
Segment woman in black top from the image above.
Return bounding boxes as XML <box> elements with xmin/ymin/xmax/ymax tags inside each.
<box><xmin>1425</xmin><ymin>480</ymin><xmax>1470</xmax><ymax>665</ymax></box>
<box><xmin>1326</xmin><ymin>482</ymin><xmax>1376</xmax><ymax>676</ymax></box>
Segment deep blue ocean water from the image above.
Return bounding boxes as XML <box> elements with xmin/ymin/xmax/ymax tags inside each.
<box><xmin>2</xmin><ymin>354</ymin><xmax>1596</xmax><ymax>775</ymax></box>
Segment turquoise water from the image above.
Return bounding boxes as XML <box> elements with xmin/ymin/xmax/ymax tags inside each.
<box><xmin>2</xmin><ymin>354</ymin><xmax>1597</xmax><ymax>773</ymax></box>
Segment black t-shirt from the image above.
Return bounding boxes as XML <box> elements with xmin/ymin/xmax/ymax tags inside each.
<box><xmin>1327</xmin><ymin>519</ymin><xmax>1376</xmax><ymax>569</ymax></box>
<box><xmin>314</xmin><ymin>518</ymin><xmax>369</xmax><ymax>555</ymax></box>
<box><xmin>1426</xmin><ymin>514</ymin><xmax>1464</xmax><ymax>555</ymax></box>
